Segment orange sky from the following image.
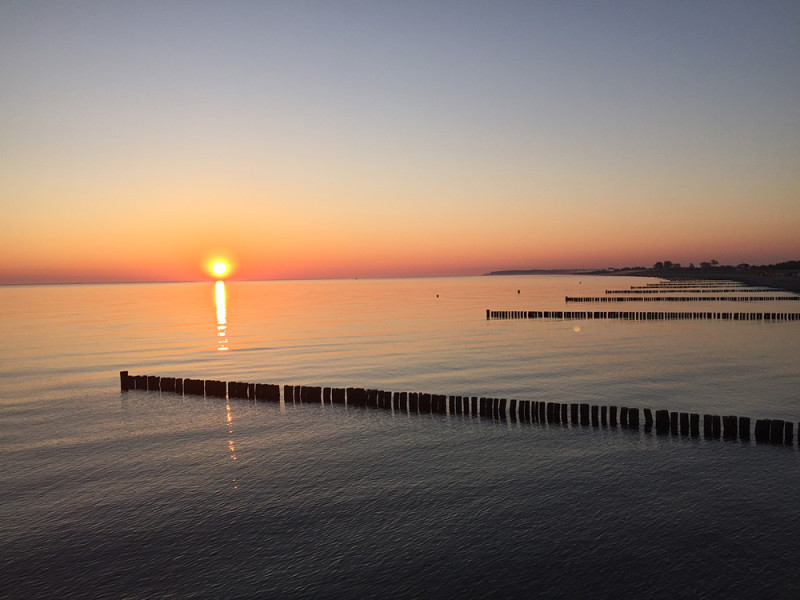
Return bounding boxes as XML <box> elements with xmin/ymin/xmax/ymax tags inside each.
<box><xmin>1</xmin><ymin>3</ymin><xmax>798</xmax><ymax>284</ymax></box>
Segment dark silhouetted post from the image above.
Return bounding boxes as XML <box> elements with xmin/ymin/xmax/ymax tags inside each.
<box><xmin>655</xmin><ymin>410</ymin><xmax>669</xmax><ymax>434</ymax></box>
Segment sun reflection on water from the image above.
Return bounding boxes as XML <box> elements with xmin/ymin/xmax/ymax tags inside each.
<box><xmin>215</xmin><ymin>281</ymin><xmax>229</xmax><ymax>351</ymax></box>
<box><xmin>226</xmin><ymin>402</ymin><xmax>237</xmax><ymax>463</ymax></box>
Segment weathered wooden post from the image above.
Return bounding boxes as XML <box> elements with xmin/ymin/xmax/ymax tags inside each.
<box><xmin>770</xmin><ymin>420</ymin><xmax>785</xmax><ymax>445</ymax></box>
<box><xmin>602</xmin><ymin>406</ymin><xmax>609</xmax><ymax>426</ymax></box>
<box><xmin>690</xmin><ymin>414</ymin><xmax>699</xmax><ymax>437</ymax></box>
<box><xmin>628</xmin><ymin>408</ymin><xmax>639</xmax><ymax>429</ymax></box>
<box><xmin>580</xmin><ymin>403</ymin><xmax>590</xmax><ymax>426</ymax></box>
<box><xmin>754</xmin><ymin>419</ymin><xmax>771</xmax><ymax>443</ymax></box>
<box><xmin>570</xmin><ymin>403</ymin><xmax>579</xmax><ymax>424</ymax></box>
<box><xmin>703</xmin><ymin>414</ymin><xmax>712</xmax><ymax>439</ymax></box>
<box><xmin>643</xmin><ymin>409</ymin><xmax>653</xmax><ymax>430</ymax></box>
<box><xmin>738</xmin><ymin>416</ymin><xmax>750</xmax><ymax>441</ymax></box>
<box><xmin>722</xmin><ymin>416</ymin><xmax>738</xmax><ymax>440</ymax></box>
<box><xmin>670</xmin><ymin>412</ymin><xmax>679</xmax><ymax>436</ymax></box>
<box><xmin>591</xmin><ymin>405</ymin><xmax>599</xmax><ymax>426</ymax></box>
<box><xmin>609</xmin><ymin>406</ymin><xmax>618</xmax><ymax>426</ymax></box>
<box><xmin>655</xmin><ymin>410</ymin><xmax>669</xmax><ymax>434</ymax></box>
<box><xmin>120</xmin><ymin>370</ymin><xmax>129</xmax><ymax>391</ymax></box>
<box><xmin>784</xmin><ymin>422</ymin><xmax>794</xmax><ymax>446</ymax></box>
<box><xmin>679</xmin><ymin>413</ymin><xmax>689</xmax><ymax>436</ymax></box>
<box><xmin>711</xmin><ymin>415</ymin><xmax>721</xmax><ymax>439</ymax></box>
<box><xmin>620</xmin><ymin>407</ymin><xmax>629</xmax><ymax>428</ymax></box>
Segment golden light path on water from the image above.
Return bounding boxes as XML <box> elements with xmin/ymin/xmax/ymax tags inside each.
<box><xmin>215</xmin><ymin>280</ymin><xmax>228</xmax><ymax>352</ymax></box>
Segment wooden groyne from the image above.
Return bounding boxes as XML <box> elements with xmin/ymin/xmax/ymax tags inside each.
<box><xmin>632</xmin><ymin>282</ymin><xmax>746</xmax><ymax>288</ymax></box>
<box><xmin>120</xmin><ymin>371</ymin><xmax>798</xmax><ymax>447</ymax></box>
<box><xmin>605</xmin><ymin>288</ymin><xmax>777</xmax><ymax>294</ymax></box>
<box><xmin>566</xmin><ymin>296</ymin><xmax>799</xmax><ymax>303</ymax></box>
<box><xmin>486</xmin><ymin>310</ymin><xmax>800</xmax><ymax>321</ymax></box>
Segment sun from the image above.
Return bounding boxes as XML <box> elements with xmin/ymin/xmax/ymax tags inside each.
<box><xmin>211</xmin><ymin>261</ymin><xmax>228</xmax><ymax>278</ymax></box>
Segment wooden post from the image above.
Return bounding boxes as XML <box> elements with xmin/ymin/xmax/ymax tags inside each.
<box><xmin>120</xmin><ymin>371</ymin><xmax>129</xmax><ymax>391</ymax></box>
<box><xmin>754</xmin><ymin>419</ymin><xmax>771</xmax><ymax>443</ymax></box>
<box><xmin>643</xmin><ymin>408</ymin><xmax>653</xmax><ymax>430</ymax></box>
<box><xmin>580</xmin><ymin>403</ymin><xmax>590</xmax><ymax>426</ymax></box>
<box><xmin>770</xmin><ymin>420</ymin><xmax>785</xmax><ymax>444</ymax></box>
<box><xmin>690</xmin><ymin>414</ymin><xmax>699</xmax><ymax>437</ymax></box>
<box><xmin>628</xmin><ymin>408</ymin><xmax>639</xmax><ymax>429</ymax></box>
<box><xmin>591</xmin><ymin>405</ymin><xmax>599</xmax><ymax>426</ymax></box>
<box><xmin>602</xmin><ymin>406</ymin><xmax>609</xmax><ymax>426</ymax></box>
<box><xmin>712</xmin><ymin>415</ymin><xmax>721</xmax><ymax>439</ymax></box>
<box><xmin>655</xmin><ymin>410</ymin><xmax>669</xmax><ymax>434</ymax></box>
<box><xmin>670</xmin><ymin>412</ymin><xmax>678</xmax><ymax>435</ymax></box>
<box><xmin>783</xmin><ymin>422</ymin><xmax>793</xmax><ymax>446</ymax></box>
<box><xmin>738</xmin><ymin>416</ymin><xmax>750</xmax><ymax>441</ymax></box>
<box><xmin>679</xmin><ymin>413</ymin><xmax>689</xmax><ymax>436</ymax></box>
<box><xmin>609</xmin><ymin>406</ymin><xmax>618</xmax><ymax>426</ymax></box>
<box><xmin>722</xmin><ymin>416</ymin><xmax>738</xmax><ymax>440</ymax></box>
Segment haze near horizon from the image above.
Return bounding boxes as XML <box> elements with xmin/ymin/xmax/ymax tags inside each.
<box><xmin>1</xmin><ymin>1</ymin><xmax>798</xmax><ymax>284</ymax></box>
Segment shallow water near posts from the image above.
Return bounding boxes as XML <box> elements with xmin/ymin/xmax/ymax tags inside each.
<box><xmin>1</xmin><ymin>275</ymin><xmax>799</xmax><ymax>598</ymax></box>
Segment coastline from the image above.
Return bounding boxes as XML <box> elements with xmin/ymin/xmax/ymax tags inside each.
<box><xmin>614</xmin><ymin>269</ymin><xmax>800</xmax><ymax>293</ymax></box>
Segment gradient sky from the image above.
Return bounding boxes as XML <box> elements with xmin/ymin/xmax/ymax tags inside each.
<box><xmin>2</xmin><ymin>1</ymin><xmax>798</xmax><ymax>283</ymax></box>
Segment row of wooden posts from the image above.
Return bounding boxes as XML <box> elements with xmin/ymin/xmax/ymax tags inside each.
<box><xmin>486</xmin><ymin>310</ymin><xmax>800</xmax><ymax>321</ymax></box>
<box><xmin>565</xmin><ymin>296</ymin><xmax>798</xmax><ymax>303</ymax></box>
<box><xmin>633</xmin><ymin>283</ymin><xmax>746</xmax><ymax>288</ymax></box>
<box><xmin>120</xmin><ymin>372</ymin><xmax>797</xmax><ymax>447</ymax></box>
<box><xmin>605</xmin><ymin>288</ymin><xmax>775</xmax><ymax>294</ymax></box>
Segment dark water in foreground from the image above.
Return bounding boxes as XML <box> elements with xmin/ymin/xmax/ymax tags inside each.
<box><xmin>1</xmin><ymin>276</ymin><xmax>799</xmax><ymax>598</ymax></box>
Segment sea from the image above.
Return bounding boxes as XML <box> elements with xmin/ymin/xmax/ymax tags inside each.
<box><xmin>1</xmin><ymin>275</ymin><xmax>799</xmax><ymax>599</ymax></box>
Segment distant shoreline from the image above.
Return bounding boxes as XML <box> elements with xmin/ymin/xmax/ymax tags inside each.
<box><xmin>485</xmin><ymin>268</ymin><xmax>800</xmax><ymax>293</ymax></box>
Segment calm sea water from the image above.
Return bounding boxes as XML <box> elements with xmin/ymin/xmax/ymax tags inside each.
<box><xmin>1</xmin><ymin>276</ymin><xmax>799</xmax><ymax>598</ymax></box>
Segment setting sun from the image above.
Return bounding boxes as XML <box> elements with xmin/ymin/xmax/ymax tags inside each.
<box><xmin>211</xmin><ymin>261</ymin><xmax>228</xmax><ymax>278</ymax></box>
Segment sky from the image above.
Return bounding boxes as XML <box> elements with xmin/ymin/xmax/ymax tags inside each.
<box><xmin>1</xmin><ymin>1</ymin><xmax>798</xmax><ymax>283</ymax></box>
